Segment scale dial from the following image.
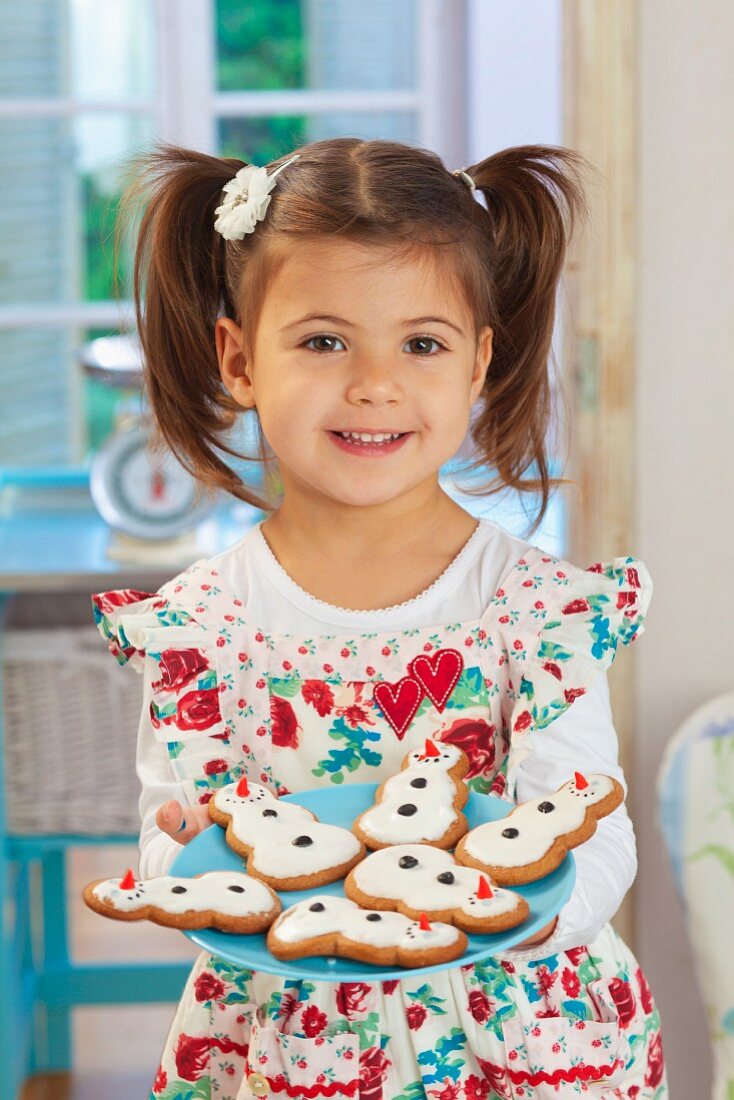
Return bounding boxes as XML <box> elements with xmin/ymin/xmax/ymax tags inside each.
<box><xmin>90</xmin><ymin>423</ymin><xmax>215</xmax><ymax>540</ymax></box>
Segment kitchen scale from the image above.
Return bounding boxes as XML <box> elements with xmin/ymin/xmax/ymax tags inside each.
<box><xmin>80</xmin><ymin>333</ymin><xmax>217</xmax><ymax>560</ymax></box>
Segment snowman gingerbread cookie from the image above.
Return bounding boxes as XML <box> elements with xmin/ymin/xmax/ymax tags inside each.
<box><xmin>353</xmin><ymin>739</ymin><xmax>470</xmax><ymax>850</ymax></box>
<box><xmin>208</xmin><ymin>776</ymin><xmax>365</xmax><ymax>890</ymax></box>
<box><xmin>82</xmin><ymin>868</ymin><xmax>281</xmax><ymax>933</ymax></box>
<box><xmin>268</xmin><ymin>894</ymin><xmax>468</xmax><ymax>968</ymax></box>
<box><xmin>344</xmin><ymin>844</ymin><xmax>529</xmax><ymax>934</ymax></box>
<box><xmin>455</xmin><ymin>772</ymin><xmax>625</xmax><ymax>885</ymax></box>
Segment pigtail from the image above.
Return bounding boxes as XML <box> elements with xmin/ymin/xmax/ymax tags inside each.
<box><xmin>460</xmin><ymin>145</ymin><xmax>591</xmax><ymax>532</ymax></box>
<box><xmin>114</xmin><ymin>142</ymin><xmax>271</xmax><ymax>510</ymax></box>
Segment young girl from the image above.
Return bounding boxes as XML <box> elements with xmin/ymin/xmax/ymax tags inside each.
<box><xmin>92</xmin><ymin>138</ymin><xmax>667</xmax><ymax>1099</ymax></box>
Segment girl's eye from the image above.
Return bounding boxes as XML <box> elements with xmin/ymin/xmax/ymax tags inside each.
<box><xmin>302</xmin><ymin>334</ymin><xmax>345</xmax><ymax>353</ymax></box>
<box><xmin>405</xmin><ymin>336</ymin><xmax>445</xmax><ymax>355</ymax></box>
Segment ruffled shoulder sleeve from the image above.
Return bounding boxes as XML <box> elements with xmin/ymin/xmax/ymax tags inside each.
<box><xmin>90</xmin><ymin>560</ymin><xmax>205</xmax><ymax>673</ymax></box>
<box><xmin>480</xmin><ymin>548</ymin><xmax>653</xmax><ymax>739</ymax></box>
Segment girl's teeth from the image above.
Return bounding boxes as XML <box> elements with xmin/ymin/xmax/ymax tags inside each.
<box><xmin>338</xmin><ymin>431</ymin><xmax>401</xmax><ymax>443</ymax></box>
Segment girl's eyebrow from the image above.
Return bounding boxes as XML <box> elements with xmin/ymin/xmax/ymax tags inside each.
<box><xmin>281</xmin><ymin>313</ymin><xmax>465</xmax><ymax>336</ymax></box>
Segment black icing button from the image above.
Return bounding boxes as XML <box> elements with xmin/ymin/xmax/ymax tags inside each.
<box><xmin>263</xmin><ymin>809</ymin><xmax>278</xmax><ymax>817</ymax></box>
<box><xmin>366</xmin><ymin>913</ymin><xmax>382</xmax><ymax>921</ymax></box>
<box><xmin>399</xmin><ymin>855</ymin><xmax>419</xmax><ymax>869</ymax></box>
<box><xmin>228</xmin><ymin>885</ymin><xmax>246</xmax><ymax>893</ymax></box>
<box><xmin>538</xmin><ymin>801</ymin><xmax>555</xmax><ymax>813</ymax></box>
<box><xmin>502</xmin><ymin>827</ymin><xmax>520</xmax><ymax>839</ymax></box>
<box><xmin>293</xmin><ymin>835</ymin><xmax>313</xmax><ymax>846</ymax></box>
<box><xmin>410</xmin><ymin>777</ymin><xmax>427</xmax><ymax>789</ymax></box>
<box><xmin>397</xmin><ymin>803</ymin><xmax>417</xmax><ymax>816</ymax></box>
<box><xmin>309</xmin><ymin>902</ymin><xmax>325</xmax><ymax>912</ymax></box>
<box><xmin>437</xmin><ymin>871</ymin><xmax>455</xmax><ymax>885</ymax></box>
<box><xmin>171</xmin><ymin>886</ymin><xmax>188</xmax><ymax>894</ymax></box>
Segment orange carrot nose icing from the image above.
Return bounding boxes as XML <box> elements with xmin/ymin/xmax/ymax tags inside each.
<box><xmin>119</xmin><ymin>869</ymin><xmax>136</xmax><ymax>891</ymax></box>
<box><xmin>574</xmin><ymin>771</ymin><xmax>589</xmax><ymax>790</ymax></box>
<box><xmin>477</xmin><ymin>875</ymin><xmax>493</xmax><ymax>900</ymax></box>
<box><xmin>236</xmin><ymin>776</ymin><xmax>250</xmax><ymax>797</ymax></box>
<box><xmin>422</xmin><ymin>739</ymin><xmax>441</xmax><ymax>759</ymax></box>
<box><xmin>418</xmin><ymin>912</ymin><xmax>432</xmax><ymax>931</ymax></box>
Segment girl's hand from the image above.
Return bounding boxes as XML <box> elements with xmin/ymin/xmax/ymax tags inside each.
<box><xmin>510</xmin><ymin>915</ymin><xmax>559</xmax><ymax>951</ymax></box>
<box><xmin>155</xmin><ymin>799</ymin><xmax>212</xmax><ymax>845</ymax></box>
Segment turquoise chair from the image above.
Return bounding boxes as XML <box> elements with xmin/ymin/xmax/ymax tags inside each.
<box><xmin>657</xmin><ymin>692</ymin><xmax>734</xmax><ymax>1100</ymax></box>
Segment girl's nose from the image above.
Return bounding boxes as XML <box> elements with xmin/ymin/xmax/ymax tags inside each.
<box><xmin>345</xmin><ymin>359</ymin><xmax>403</xmax><ymax>405</ymax></box>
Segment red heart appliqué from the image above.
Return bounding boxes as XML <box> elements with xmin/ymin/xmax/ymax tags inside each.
<box><xmin>408</xmin><ymin>647</ymin><xmax>464</xmax><ymax>712</ymax></box>
<box><xmin>372</xmin><ymin>677</ymin><xmax>423</xmax><ymax>739</ymax></box>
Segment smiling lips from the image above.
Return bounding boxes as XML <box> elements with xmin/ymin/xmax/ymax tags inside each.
<box><xmin>329</xmin><ymin>430</ymin><xmax>412</xmax><ymax>455</ymax></box>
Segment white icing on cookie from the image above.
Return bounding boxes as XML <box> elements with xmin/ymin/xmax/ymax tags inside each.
<box><xmin>356</xmin><ymin>742</ymin><xmax>467</xmax><ymax>845</ymax></box>
<box><xmin>460</xmin><ymin>774</ymin><xmax>617</xmax><ymax>867</ymax></box>
<box><xmin>272</xmin><ymin>895</ymin><xmax>462</xmax><ymax>951</ymax></box>
<box><xmin>91</xmin><ymin>870</ymin><xmax>277</xmax><ymax>917</ymax></box>
<box><xmin>350</xmin><ymin>844</ymin><xmax>524</xmax><ymax>920</ymax></box>
<box><xmin>211</xmin><ymin>781</ymin><xmax>362</xmax><ymax>880</ymax></box>
<box><xmin>404</xmin><ymin>744</ymin><xmax>464</xmax><ymax>770</ymax></box>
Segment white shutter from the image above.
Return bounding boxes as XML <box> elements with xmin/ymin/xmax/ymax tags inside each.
<box><xmin>0</xmin><ymin>1</ymin><xmax>77</xmax><ymax>464</ymax></box>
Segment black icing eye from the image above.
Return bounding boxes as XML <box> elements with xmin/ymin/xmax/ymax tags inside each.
<box><xmin>502</xmin><ymin>827</ymin><xmax>520</xmax><ymax>839</ymax></box>
<box><xmin>410</xmin><ymin>777</ymin><xmax>427</xmax><ymax>789</ymax></box>
<box><xmin>538</xmin><ymin>801</ymin><xmax>555</xmax><ymax>813</ymax></box>
<box><xmin>397</xmin><ymin>804</ymin><xmax>417</xmax><ymax>816</ymax></box>
<box><xmin>263</xmin><ymin>809</ymin><xmax>278</xmax><ymax>817</ymax></box>
<box><xmin>293</xmin><ymin>835</ymin><xmax>313</xmax><ymax>847</ymax></box>
<box><xmin>399</xmin><ymin>855</ymin><xmax>419</xmax><ymax>869</ymax></box>
<box><xmin>366</xmin><ymin>913</ymin><xmax>382</xmax><ymax>921</ymax></box>
<box><xmin>309</xmin><ymin>902</ymin><xmax>325</xmax><ymax>912</ymax></box>
<box><xmin>228</xmin><ymin>885</ymin><xmax>246</xmax><ymax>893</ymax></box>
<box><xmin>437</xmin><ymin>871</ymin><xmax>455</xmax><ymax>885</ymax></box>
<box><xmin>171</xmin><ymin>886</ymin><xmax>188</xmax><ymax>894</ymax></box>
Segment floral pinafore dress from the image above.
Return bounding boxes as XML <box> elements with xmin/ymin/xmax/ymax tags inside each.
<box><xmin>92</xmin><ymin>546</ymin><xmax>668</xmax><ymax>1100</ymax></box>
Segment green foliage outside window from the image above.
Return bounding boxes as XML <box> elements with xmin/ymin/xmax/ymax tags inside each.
<box><xmin>216</xmin><ymin>0</ymin><xmax>304</xmax><ymax>90</ymax></box>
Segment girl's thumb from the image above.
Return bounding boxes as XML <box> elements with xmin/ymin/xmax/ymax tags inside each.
<box><xmin>157</xmin><ymin>799</ymin><xmax>203</xmax><ymax>845</ymax></box>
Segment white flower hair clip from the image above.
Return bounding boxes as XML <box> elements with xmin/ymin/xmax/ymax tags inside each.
<box><xmin>214</xmin><ymin>153</ymin><xmax>300</xmax><ymax>240</ymax></box>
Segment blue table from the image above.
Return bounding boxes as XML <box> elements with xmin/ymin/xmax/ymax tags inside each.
<box><xmin>0</xmin><ymin>468</ymin><xmax>259</xmax><ymax>1098</ymax></box>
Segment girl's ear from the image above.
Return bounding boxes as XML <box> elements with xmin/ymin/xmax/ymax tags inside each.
<box><xmin>215</xmin><ymin>316</ymin><xmax>256</xmax><ymax>409</ymax></box>
<box><xmin>470</xmin><ymin>326</ymin><xmax>493</xmax><ymax>403</ymax></box>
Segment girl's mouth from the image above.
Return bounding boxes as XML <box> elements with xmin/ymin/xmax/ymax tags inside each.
<box><xmin>328</xmin><ymin>430</ymin><xmax>411</xmax><ymax>456</ymax></box>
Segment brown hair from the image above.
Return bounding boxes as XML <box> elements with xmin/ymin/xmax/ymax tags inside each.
<box><xmin>115</xmin><ymin>137</ymin><xmax>590</xmax><ymax>528</ymax></box>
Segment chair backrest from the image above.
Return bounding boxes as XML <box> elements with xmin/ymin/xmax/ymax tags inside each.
<box><xmin>657</xmin><ymin>692</ymin><xmax>734</xmax><ymax>1099</ymax></box>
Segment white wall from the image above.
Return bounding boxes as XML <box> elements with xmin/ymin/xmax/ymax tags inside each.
<box><xmin>636</xmin><ymin>3</ymin><xmax>734</xmax><ymax>1094</ymax></box>
<box><xmin>467</xmin><ymin>0</ymin><xmax>561</xmax><ymax>150</ymax></box>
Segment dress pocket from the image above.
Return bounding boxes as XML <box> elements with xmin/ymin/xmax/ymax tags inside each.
<box><xmin>500</xmin><ymin>984</ymin><xmax>633</xmax><ymax>1098</ymax></box>
<box><xmin>239</xmin><ymin>1018</ymin><xmax>360</xmax><ymax>1098</ymax></box>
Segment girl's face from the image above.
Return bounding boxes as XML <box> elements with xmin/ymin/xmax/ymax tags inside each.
<box><xmin>216</xmin><ymin>239</ymin><xmax>493</xmax><ymax>513</ymax></box>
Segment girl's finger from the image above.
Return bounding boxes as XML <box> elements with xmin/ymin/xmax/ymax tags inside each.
<box><xmin>157</xmin><ymin>800</ymin><xmax>201</xmax><ymax>844</ymax></box>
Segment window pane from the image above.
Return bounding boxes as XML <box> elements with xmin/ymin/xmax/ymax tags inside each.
<box><xmin>0</xmin><ymin>117</ymin><xmax>78</xmax><ymax>305</ymax></box>
<box><xmin>75</xmin><ymin>112</ymin><xmax>155</xmax><ymax>301</ymax></box>
<box><xmin>0</xmin><ymin>328</ymin><xmax>79</xmax><ymax>465</ymax></box>
<box><xmin>0</xmin><ymin>113</ymin><xmax>153</xmax><ymax>308</ymax></box>
<box><xmin>70</xmin><ymin>0</ymin><xmax>155</xmax><ymax>101</ymax></box>
<box><xmin>0</xmin><ymin>326</ymin><xmax>142</xmax><ymax>466</ymax></box>
<box><xmin>216</xmin><ymin>0</ymin><xmax>417</xmax><ymax>92</ymax></box>
<box><xmin>0</xmin><ymin>1</ymin><xmax>155</xmax><ymax>100</ymax></box>
<box><xmin>0</xmin><ymin>0</ymin><xmax>67</xmax><ymax>98</ymax></box>
<box><xmin>218</xmin><ymin>112</ymin><xmax>418</xmax><ymax>163</ymax></box>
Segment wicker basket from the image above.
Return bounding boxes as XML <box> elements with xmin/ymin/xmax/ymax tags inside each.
<box><xmin>3</xmin><ymin>626</ymin><xmax>144</xmax><ymax>835</ymax></box>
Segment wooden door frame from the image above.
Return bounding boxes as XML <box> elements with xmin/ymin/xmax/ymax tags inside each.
<box><xmin>561</xmin><ymin>0</ymin><xmax>638</xmax><ymax>945</ymax></box>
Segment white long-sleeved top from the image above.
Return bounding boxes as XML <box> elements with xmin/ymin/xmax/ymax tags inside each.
<box><xmin>135</xmin><ymin>517</ymin><xmax>637</xmax><ymax>959</ymax></box>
